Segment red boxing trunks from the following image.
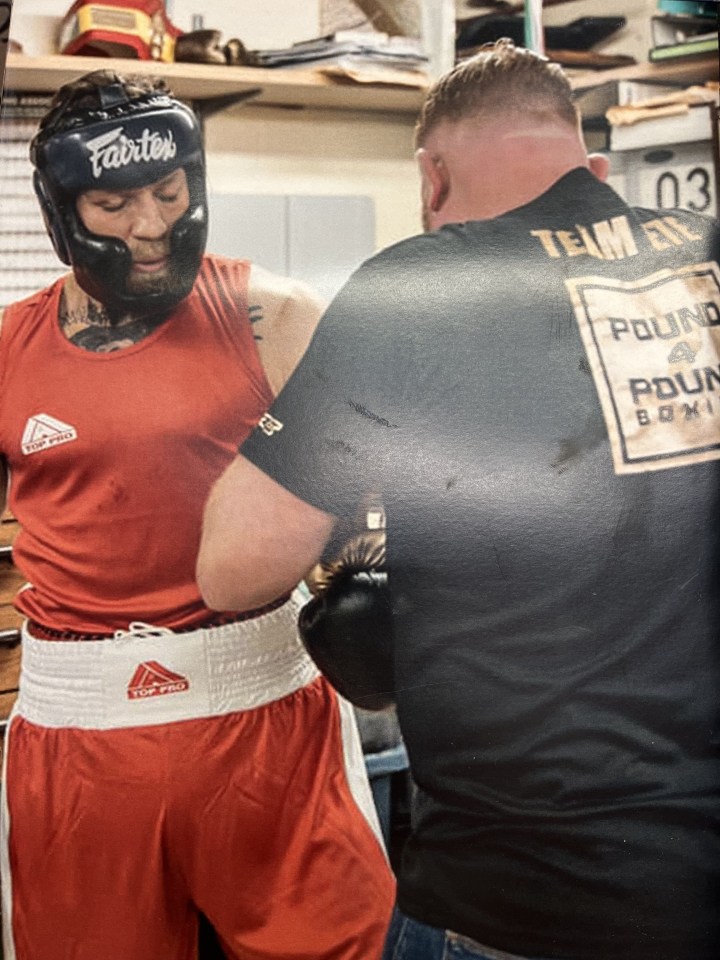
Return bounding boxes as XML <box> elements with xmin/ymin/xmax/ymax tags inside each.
<box><xmin>1</xmin><ymin>596</ymin><xmax>395</xmax><ymax>959</ymax></box>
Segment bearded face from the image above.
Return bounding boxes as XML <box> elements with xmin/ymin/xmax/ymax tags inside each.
<box><xmin>75</xmin><ymin>167</ymin><xmax>191</xmax><ymax>318</ymax></box>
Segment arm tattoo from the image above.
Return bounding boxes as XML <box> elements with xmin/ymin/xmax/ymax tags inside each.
<box><xmin>249</xmin><ymin>302</ymin><xmax>263</xmax><ymax>342</ymax></box>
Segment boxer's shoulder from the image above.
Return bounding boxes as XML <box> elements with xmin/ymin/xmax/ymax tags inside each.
<box><xmin>248</xmin><ymin>263</ymin><xmax>325</xmax><ymax>323</ymax></box>
<box><xmin>248</xmin><ymin>263</ymin><xmax>326</xmax><ymax>396</ymax></box>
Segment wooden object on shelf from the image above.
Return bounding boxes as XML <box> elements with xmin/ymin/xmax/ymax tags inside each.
<box><xmin>0</xmin><ymin>561</ymin><xmax>24</xmax><ymax>625</ymax></box>
<box><xmin>569</xmin><ymin>54</ymin><xmax>718</xmax><ymax>93</ymax></box>
<box><xmin>547</xmin><ymin>50</ymin><xmax>638</xmax><ymax>70</ymax></box>
<box><xmin>0</xmin><ymin>519</ymin><xmax>17</xmax><ymax>552</ymax></box>
<box><xmin>0</xmin><ymin>520</ymin><xmax>22</xmax><ymax>725</ymax></box>
<box><xmin>0</xmin><ymin>688</ymin><xmax>18</xmax><ymax>721</ymax></box>
<box><xmin>0</xmin><ymin>646</ymin><xmax>20</xmax><ymax>694</ymax></box>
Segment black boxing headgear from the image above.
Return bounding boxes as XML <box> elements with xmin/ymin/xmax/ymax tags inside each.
<box><xmin>30</xmin><ymin>81</ymin><xmax>207</xmax><ymax>318</ymax></box>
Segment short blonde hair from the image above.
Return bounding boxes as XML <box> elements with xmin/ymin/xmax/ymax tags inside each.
<box><xmin>415</xmin><ymin>39</ymin><xmax>578</xmax><ymax>148</ymax></box>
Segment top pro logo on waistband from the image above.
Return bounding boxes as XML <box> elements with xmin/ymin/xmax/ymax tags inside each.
<box><xmin>85</xmin><ymin>126</ymin><xmax>178</xmax><ymax>179</ymax></box>
<box><xmin>127</xmin><ymin>660</ymin><xmax>190</xmax><ymax>700</ymax></box>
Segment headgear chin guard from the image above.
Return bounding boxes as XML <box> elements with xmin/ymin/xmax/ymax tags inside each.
<box><xmin>30</xmin><ymin>83</ymin><xmax>208</xmax><ymax>319</ymax></box>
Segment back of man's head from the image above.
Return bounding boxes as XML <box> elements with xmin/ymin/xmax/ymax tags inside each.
<box><xmin>413</xmin><ymin>38</ymin><xmax>603</xmax><ymax>227</ymax></box>
<box><xmin>415</xmin><ymin>38</ymin><xmax>578</xmax><ymax>149</ymax></box>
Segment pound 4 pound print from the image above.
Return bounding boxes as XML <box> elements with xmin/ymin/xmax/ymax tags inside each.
<box><xmin>567</xmin><ymin>262</ymin><xmax>720</xmax><ymax>474</ymax></box>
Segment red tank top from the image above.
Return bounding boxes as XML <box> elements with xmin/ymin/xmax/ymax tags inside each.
<box><xmin>0</xmin><ymin>255</ymin><xmax>273</xmax><ymax>631</ymax></box>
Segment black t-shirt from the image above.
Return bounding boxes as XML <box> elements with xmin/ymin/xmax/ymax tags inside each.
<box><xmin>243</xmin><ymin>169</ymin><xmax>720</xmax><ymax>959</ymax></box>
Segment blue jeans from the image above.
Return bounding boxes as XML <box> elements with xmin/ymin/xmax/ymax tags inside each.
<box><xmin>382</xmin><ymin>908</ymin><xmax>549</xmax><ymax>960</ymax></box>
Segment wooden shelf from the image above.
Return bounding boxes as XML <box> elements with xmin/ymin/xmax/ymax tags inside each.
<box><xmin>4</xmin><ymin>53</ymin><xmax>427</xmax><ymax>116</ymax></box>
<box><xmin>3</xmin><ymin>50</ymin><xmax>719</xmax><ymax>126</ymax></box>
<box><xmin>569</xmin><ymin>54</ymin><xmax>719</xmax><ymax>92</ymax></box>
<box><xmin>5</xmin><ymin>52</ymin><xmax>717</xmax><ymax>119</ymax></box>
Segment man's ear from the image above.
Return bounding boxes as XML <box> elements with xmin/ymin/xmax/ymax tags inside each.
<box><xmin>588</xmin><ymin>152</ymin><xmax>610</xmax><ymax>183</ymax></box>
<box><xmin>415</xmin><ymin>148</ymin><xmax>450</xmax><ymax>212</ymax></box>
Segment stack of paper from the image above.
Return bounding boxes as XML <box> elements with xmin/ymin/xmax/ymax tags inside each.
<box><xmin>253</xmin><ymin>31</ymin><xmax>428</xmax><ymax>86</ymax></box>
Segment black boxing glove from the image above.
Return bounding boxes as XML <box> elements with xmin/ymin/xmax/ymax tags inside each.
<box><xmin>299</xmin><ymin>531</ymin><xmax>394</xmax><ymax>711</ymax></box>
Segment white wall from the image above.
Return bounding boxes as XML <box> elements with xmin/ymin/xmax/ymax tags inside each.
<box><xmin>205</xmin><ymin>106</ymin><xmax>420</xmax><ymax>252</ymax></box>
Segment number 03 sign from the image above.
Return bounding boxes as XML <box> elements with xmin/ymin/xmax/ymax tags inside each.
<box><xmin>635</xmin><ymin>141</ymin><xmax>718</xmax><ymax>219</ymax></box>
<box><xmin>654</xmin><ymin>163</ymin><xmax>715</xmax><ymax>215</ymax></box>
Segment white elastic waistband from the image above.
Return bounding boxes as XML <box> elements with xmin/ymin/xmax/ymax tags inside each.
<box><xmin>16</xmin><ymin>591</ymin><xmax>319</xmax><ymax>730</ymax></box>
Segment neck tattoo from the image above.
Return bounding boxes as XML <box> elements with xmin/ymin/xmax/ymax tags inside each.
<box><xmin>58</xmin><ymin>289</ymin><xmax>166</xmax><ymax>353</ymax></box>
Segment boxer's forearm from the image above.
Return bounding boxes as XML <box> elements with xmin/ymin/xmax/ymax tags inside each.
<box><xmin>197</xmin><ymin>454</ymin><xmax>336</xmax><ymax>611</ymax></box>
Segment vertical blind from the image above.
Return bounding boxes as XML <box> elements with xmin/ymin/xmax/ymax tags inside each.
<box><xmin>0</xmin><ymin>91</ymin><xmax>66</xmax><ymax>309</ymax></box>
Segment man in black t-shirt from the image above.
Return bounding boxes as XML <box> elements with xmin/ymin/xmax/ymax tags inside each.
<box><xmin>197</xmin><ymin>40</ymin><xmax>720</xmax><ymax>960</ymax></box>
